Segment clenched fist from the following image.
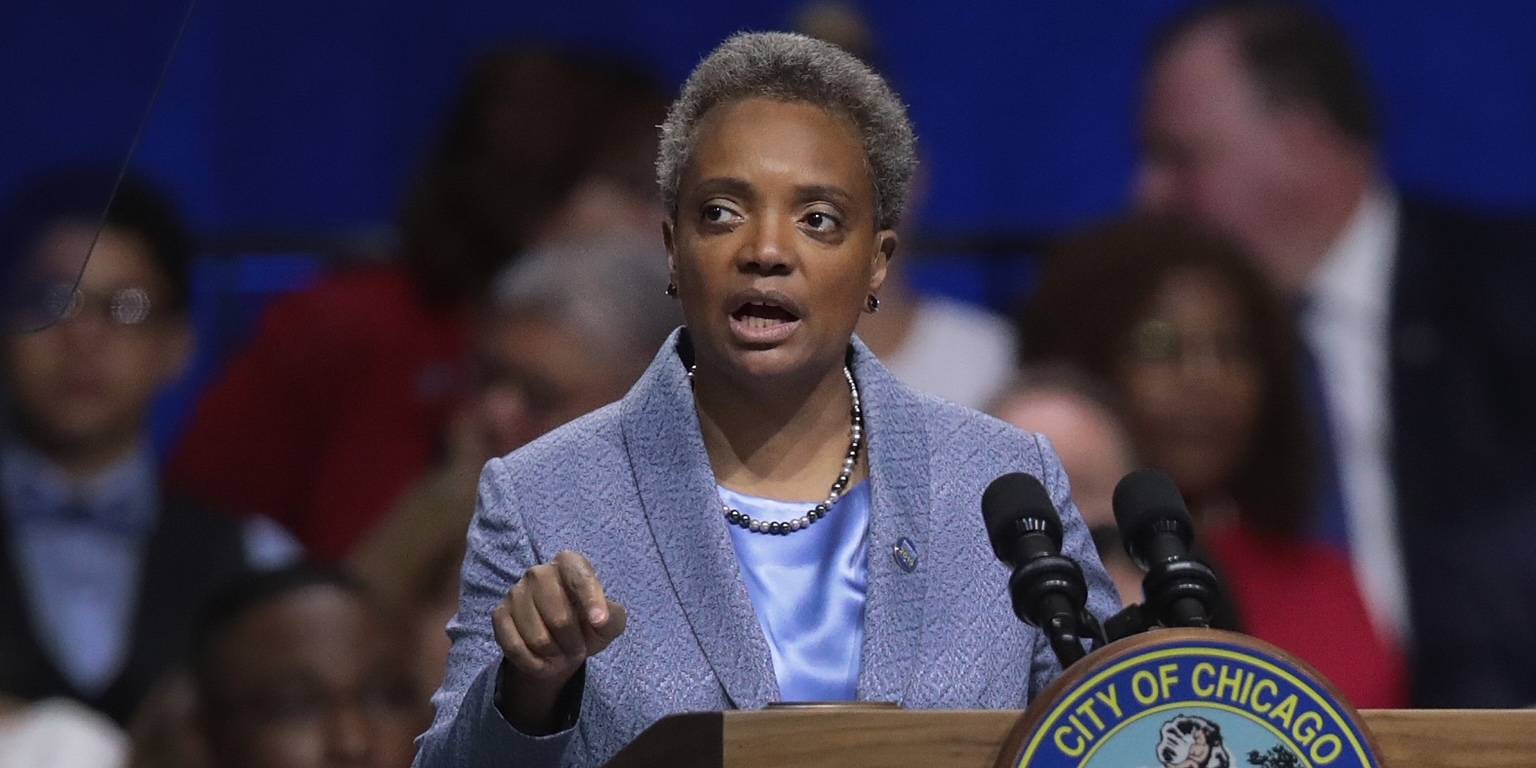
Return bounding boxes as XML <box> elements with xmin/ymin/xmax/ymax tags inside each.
<box><xmin>494</xmin><ymin>550</ymin><xmax>627</xmax><ymax>734</ymax></box>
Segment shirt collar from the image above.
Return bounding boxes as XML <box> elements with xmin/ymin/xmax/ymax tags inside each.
<box><xmin>1</xmin><ymin>438</ymin><xmax>159</xmax><ymax>537</ymax></box>
<box><xmin>1304</xmin><ymin>184</ymin><xmax>1400</xmax><ymax>322</ymax></box>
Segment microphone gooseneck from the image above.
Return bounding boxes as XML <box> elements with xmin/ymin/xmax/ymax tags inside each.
<box><xmin>981</xmin><ymin>472</ymin><xmax>1093</xmax><ymax>667</ymax></box>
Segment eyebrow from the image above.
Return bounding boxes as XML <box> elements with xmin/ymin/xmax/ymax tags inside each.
<box><xmin>694</xmin><ymin>176</ymin><xmax>755</xmax><ymax>200</ymax></box>
<box><xmin>794</xmin><ymin>184</ymin><xmax>853</xmax><ymax>208</ymax></box>
<box><xmin>694</xmin><ymin>177</ymin><xmax>855</xmax><ymax>208</ymax></box>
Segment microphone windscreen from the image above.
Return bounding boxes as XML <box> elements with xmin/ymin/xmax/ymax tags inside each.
<box><xmin>981</xmin><ymin>472</ymin><xmax>1063</xmax><ymax>559</ymax></box>
<box><xmin>1111</xmin><ymin>468</ymin><xmax>1193</xmax><ymax>544</ymax></box>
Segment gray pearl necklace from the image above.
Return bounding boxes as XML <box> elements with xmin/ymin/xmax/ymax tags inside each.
<box><xmin>688</xmin><ymin>364</ymin><xmax>863</xmax><ymax>535</ymax></box>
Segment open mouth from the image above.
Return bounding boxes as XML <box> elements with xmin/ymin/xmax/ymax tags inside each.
<box><xmin>726</xmin><ymin>291</ymin><xmax>803</xmax><ymax>345</ymax></box>
<box><xmin>731</xmin><ymin>302</ymin><xmax>800</xmax><ymax>328</ymax></box>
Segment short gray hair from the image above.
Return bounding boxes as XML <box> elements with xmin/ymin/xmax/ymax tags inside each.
<box><xmin>492</xmin><ymin>237</ymin><xmax>681</xmax><ymax>379</ymax></box>
<box><xmin>656</xmin><ymin>31</ymin><xmax>917</xmax><ymax>231</ymax></box>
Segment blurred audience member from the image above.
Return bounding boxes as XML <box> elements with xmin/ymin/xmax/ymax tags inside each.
<box><xmin>795</xmin><ymin>0</ymin><xmax>1018</xmax><ymax>408</ymax></box>
<box><xmin>0</xmin><ymin>696</ymin><xmax>126</xmax><ymax>768</ymax></box>
<box><xmin>1136</xmin><ymin>1</ymin><xmax>1536</xmax><ymax>705</ymax></box>
<box><xmin>166</xmin><ymin>50</ymin><xmax>669</xmax><ymax>561</ymax></box>
<box><xmin>0</xmin><ymin>171</ymin><xmax>297</xmax><ymax>725</ymax></box>
<box><xmin>473</xmin><ymin>238</ymin><xmax>680</xmax><ymax>459</ymax></box>
<box><xmin>391</xmin><ymin>541</ymin><xmax>464</xmax><ymax>707</ymax></box>
<box><xmin>859</xmin><ymin>258</ymin><xmax>1017</xmax><ymax>410</ymax></box>
<box><xmin>990</xmin><ymin>368</ymin><xmax>1142</xmax><ymax>606</ymax></box>
<box><xmin>349</xmin><ymin>237</ymin><xmax>679</xmax><ymax>697</ymax></box>
<box><xmin>1021</xmin><ymin>214</ymin><xmax>1406</xmax><ymax>708</ymax></box>
<box><xmin>190</xmin><ymin>565</ymin><xmax>425</xmax><ymax>768</ymax></box>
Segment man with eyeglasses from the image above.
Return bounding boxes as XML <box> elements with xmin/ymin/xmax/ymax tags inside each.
<box><xmin>0</xmin><ymin>169</ymin><xmax>298</xmax><ymax>725</ymax></box>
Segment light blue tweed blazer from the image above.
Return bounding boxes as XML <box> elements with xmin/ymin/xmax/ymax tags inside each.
<box><xmin>413</xmin><ymin>330</ymin><xmax>1118</xmax><ymax>768</ymax></box>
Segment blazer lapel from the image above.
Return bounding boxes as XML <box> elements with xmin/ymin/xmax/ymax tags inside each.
<box><xmin>849</xmin><ymin>339</ymin><xmax>931</xmax><ymax>703</ymax></box>
<box><xmin>619</xmin><ymin>330</ymin><xmax>779</xmax><ymax>709</ymax></box>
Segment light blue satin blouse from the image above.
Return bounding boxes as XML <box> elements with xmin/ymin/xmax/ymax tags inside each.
<box><xmin>721</xmin><ymin>482</ymin><xmax>870</xmax><ymax>702</ymax></box>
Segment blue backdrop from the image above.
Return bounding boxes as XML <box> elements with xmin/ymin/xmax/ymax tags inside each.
<box><xmin>9</xmin><ymin>0</ymin><xmax>1536</xmax><ymax>238</ymax></box>
<box><xmin>6</xmin><ymin>0</ymin><xmax>1534</xmax><ymax>451</ymax></box>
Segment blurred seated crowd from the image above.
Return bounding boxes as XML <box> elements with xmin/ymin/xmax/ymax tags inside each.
<box><xmin>2</xmin><ymin>2</ymin><xmax>1534</xmax><ymax>766</ymax></box>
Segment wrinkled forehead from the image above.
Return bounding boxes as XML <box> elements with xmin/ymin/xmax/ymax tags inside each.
<box><xmin>22</xmin><ymin>220</ymin><xmax>97</xmax><ymax>277</ymax></box>
<box><xmin>25</xmin><ymin>220</ymin><xmax>163</xmax><ymax>290</ymax></box>
<box><xmin>684</xmin><ymin>97</ymin><xmax>875</xmax><ymax>199</ymax></box>
<box><xmin>1146</xmin><ymin>23</ymin><xmax>1267</xmax><ymax>128</ymax></box>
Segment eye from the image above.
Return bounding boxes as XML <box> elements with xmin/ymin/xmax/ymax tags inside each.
<box><xmin>701</xmin><ymin>203</ymin><xmax>741</xmax><ymax>226</ymax></box>
<box><xmin>802</xmin><ymin>210</ymin><xmax>841</xmax><ymax>233</ymax></box>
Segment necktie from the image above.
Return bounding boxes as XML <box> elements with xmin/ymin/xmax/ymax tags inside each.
<box><xmin>1296</xmin><ymin>335</ymin><xmax>1351</xmax><ymax>551</ymax></box>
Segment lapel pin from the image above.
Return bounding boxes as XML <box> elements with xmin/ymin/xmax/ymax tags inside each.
<box><xmin>892</xmin><ymin>537</ymin><xmax>919</xmax><ymax>573</ymax></box>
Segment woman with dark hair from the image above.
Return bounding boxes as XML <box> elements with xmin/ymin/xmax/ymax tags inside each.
<box><xmin>166</xmin><ymin>50</ymin><xmax>668</xmax><ymax>561</ymax></box>
<box><xmin>396</xmin><ymin>50</ymin><xmax>668</xmax><ymax>309</ymax></box>
<box><xmin>415</xmin><ymin>32</ymin><xmax>1116</xmax><ymax>768</ymax></box>
<box><xmin>1019</xmin><ymin>214</ymin><xmax>1406</xmax><ymax>707</ymax></box>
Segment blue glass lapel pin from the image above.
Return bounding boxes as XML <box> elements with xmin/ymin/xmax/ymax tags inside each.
<box><xmin>892</xmin><ymin>537</ymin><xmax>919</xmax><ymax>573</ymax></box>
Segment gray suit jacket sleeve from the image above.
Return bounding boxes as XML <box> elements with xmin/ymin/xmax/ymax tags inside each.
<box><xmin>413</xmin><ymin>458</ymin><xmax>579</xmax><ymax>768</ymax></box>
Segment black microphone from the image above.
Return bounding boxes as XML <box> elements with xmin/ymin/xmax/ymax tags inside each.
<box><xmin>1111</xmin><ymin>469</ymin><xmax>1220</xmax><ymax>629</ymax></box>
<box><xmin>982</xmin><ymin>472</ymin><xmax>1090</xmax><ymax>666</ymax></box>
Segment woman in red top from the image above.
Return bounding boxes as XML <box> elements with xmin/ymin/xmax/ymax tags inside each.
<box><xmin>167</xmin><ymin>51</ymin><xmax>667</xmax><ymax>560</ymax></box>
<box><xmin>1020</xmin><ymin>214</ymin><xmax>1407</xmax><ymax>708</ymax></box>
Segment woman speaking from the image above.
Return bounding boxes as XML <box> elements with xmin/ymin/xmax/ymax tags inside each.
<box><xmin>414</xmin><ymin>32</ymin><xmax>1116</xmax><ymax>767</ymax></box>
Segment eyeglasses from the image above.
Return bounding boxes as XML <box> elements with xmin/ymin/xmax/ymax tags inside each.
<box><xmin>1125</xmin><ymin>319</ymin><xmax>1253</xmax><ymax>367</ymax></box>
<box><xmin>24</xmin><ymin>283</ymin><xmax>157</xmax><ymax>328</ymax></box>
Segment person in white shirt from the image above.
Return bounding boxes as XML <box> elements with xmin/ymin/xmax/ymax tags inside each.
<box><xmin>857</xmin><ymin>258</ymin><xmax>1017</xmax><ymax>411</ymax></box>
<box><xmin>0</xmin><ymin>697</ymin><xmax>126</xmax><ymax>768</ymax></box>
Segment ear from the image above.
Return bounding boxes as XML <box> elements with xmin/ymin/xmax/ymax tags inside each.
<box><xmin>662</xmin><ymin>219</ymin><xmax>678</xmax><ymax>284</ymax></box>
<box><xmin>868</xmin><ymin>229</ymin><xmax>897</xmax><ymax>296</ymax></box>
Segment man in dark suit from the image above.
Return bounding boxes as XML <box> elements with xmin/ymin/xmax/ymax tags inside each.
<box><xmin>1133</xmin><ymin>1</ymin><xmax>1536</xmax><ymax>706</ymax></box>
<box><xmin>0</xmin><ymin>170</ymin><xmax>299</xmax><ymax>724</ymax></box>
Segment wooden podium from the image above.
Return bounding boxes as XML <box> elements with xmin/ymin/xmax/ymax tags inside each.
<box><xmin>603</xmin><ymin>631</ymin><xmax>1536</xmax><ymax>767</ymax></box>
<box><xmin>604</xmin><ymin>707</ymin><xmax>1536</xmax><ymax>767</ymax></box>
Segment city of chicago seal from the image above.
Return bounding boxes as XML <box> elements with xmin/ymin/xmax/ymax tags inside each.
<box><xmin>1001</xmin><ymin>630</ymin><xmax>1381</xmax><ymax>768</ymax></box>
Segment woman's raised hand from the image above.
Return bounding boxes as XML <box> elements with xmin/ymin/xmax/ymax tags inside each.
<box><xmin>493</xmin><ymin>550</ymin><xmax>627</xmax><ymax>733</ymax></box>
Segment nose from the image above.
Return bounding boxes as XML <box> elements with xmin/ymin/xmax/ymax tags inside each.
<box><xmin>56</xmin><ymin>308</ymin><xmax>111</xmax><ymax>352</ymax></box>
<box><xmin>735</xmin><ymin>215</ymin><xmax>795</xmax><ymax>276</ymax></box>
<box><xmin>1176</xmin><ymin>344</ymin><xmax>1246</xmax><ymax>394</ymax></box>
